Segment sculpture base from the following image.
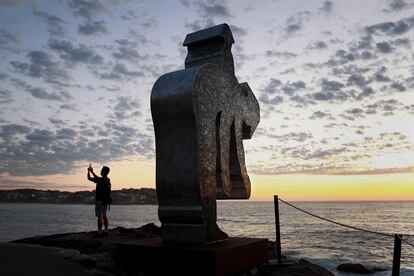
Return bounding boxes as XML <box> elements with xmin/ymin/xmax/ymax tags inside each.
<box><xmin>115</xmin><ymin>237</ymin><xmax>269</xmax><ymax>276</ymax></box>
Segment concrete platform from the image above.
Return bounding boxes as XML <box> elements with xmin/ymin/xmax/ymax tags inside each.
<box><xmin>115</xmin><ymin>237</ymin><xmax>269</xmax><ymax>276</ymax></box>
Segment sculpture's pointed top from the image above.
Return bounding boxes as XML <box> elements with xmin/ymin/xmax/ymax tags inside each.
<box><xmin>183</xmin><ymin>23</ymin><xmax>234</xmax><ymax>46</ymax></box>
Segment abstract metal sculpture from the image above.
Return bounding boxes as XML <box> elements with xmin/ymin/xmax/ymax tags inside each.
<box><xmin>151</xmin><ymin>24</ymin><xmax>260</xmax><ymax>243</ymax></box>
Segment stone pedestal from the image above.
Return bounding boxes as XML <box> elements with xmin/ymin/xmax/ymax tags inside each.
<box><xmin>115</xmin><ymin>237</ymin><xmax>269</xmax><ymax>276</ymax></box>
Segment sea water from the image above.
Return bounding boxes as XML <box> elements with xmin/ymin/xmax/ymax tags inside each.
<box><xmin>1</xmin><ymin>201</ymin><xmax>413</xmax><ymax>275</ymax></box>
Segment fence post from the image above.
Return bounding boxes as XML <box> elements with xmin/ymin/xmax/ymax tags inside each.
<box><xmin>274</xmin><ymin>195</ymin><xmax>282</xmax><ymax>264</ymax></box>
<box><xmin>392</xmin><ymin>234</ymin><xmax>402</xmax><ymax>276</ymax></box>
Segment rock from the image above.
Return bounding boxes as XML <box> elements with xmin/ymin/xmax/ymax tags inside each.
<box><xmin>10</xmin><ymin>225</ymin><xmax>334</xmax><ymax>276</ymax></box>
<box><xmin>337</xmin><ymin>263</ymin><xmax>374</xmax><ymax>274</ymax></box>
<box><xmin>266</xmin><ymin>258</ymin><xmax>334</xmax><ymax>276</ymax></box>
<box><xmin>249</xmin><ymin>266</ymin><xmax>258</xmax><ymax>275</ymax></box>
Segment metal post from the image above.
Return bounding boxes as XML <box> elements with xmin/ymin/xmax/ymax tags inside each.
<box><xmin>274</xmin><ymin>195</ymin><xmax>282</xmax><ymax>264</ymax></box>
<box><xmin>392</xmin><ymin>234</ymin><xmax>402</xmax><ymax>276</ymax></box>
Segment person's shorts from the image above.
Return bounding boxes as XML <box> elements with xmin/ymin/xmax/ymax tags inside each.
<box><xmin>95</xmin><ymin>201</ymin><xmax>108</xmax><ymax>217</ymax></box>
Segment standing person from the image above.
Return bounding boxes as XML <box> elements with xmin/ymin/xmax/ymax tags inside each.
<box><xmin>87</xmin><ymin>164</ymin><xmax>112</xmax><ymax>236</ymax></box>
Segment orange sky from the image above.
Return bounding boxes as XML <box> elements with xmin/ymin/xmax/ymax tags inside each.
<box><xmin>4</xmin><ymin>159</ymin><xmax>411</xmax><ymax>201</ymax></box>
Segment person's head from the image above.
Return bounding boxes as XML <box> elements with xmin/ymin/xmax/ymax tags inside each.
<box><xmin>101</xmin><ymin>166</ymin><xmax>110</xmax><ymax>176</ymax></box>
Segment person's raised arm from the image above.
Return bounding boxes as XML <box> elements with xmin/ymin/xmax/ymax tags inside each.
<box><xmin>87</xmin><ymin>167</ymin><xmax>95</xmax><ymax>182</ymax></box>
<box><xmin>90</xmin><ymin>167</ymin><xmax>99</xmax><ymax>178</ymax></box>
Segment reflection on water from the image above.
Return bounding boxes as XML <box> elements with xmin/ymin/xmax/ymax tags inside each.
<box><xmin>1</xmin><ymin>201</ymin><xmax>413</xmax><ymax>275</ymax></box>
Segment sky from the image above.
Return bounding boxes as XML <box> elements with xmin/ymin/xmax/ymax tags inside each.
<box><xmin>0</xmin><ymin>0</ymin><xmax>413</xmax><ymax>201</ymax></box>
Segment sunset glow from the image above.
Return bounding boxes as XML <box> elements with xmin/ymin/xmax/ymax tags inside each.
<box><xmin>1</xmin><ymin>0</ymin><xmax>413</xmax><ymax>201</ymax></box>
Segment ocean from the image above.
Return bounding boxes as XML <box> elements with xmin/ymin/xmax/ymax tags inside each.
<box><xmin>1</xmin><ymin>201</ymin><xmax>413</xmax><ymax>275</ymax></box>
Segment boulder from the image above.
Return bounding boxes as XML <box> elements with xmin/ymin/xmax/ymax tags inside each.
<box><xmin>337</xmin><ymin>263</ymin><xmax>374</xmax><ymax>274</ymax></box>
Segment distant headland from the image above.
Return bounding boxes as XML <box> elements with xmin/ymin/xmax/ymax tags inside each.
<box><xmin>0</xmin><ymin>188</ymin><xmax>157</xmax><ymax>205</ymax></box>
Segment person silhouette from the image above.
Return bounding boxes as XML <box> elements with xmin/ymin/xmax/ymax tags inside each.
<box><xmin>87</xmin><ymin>164</ymin><xmax>111</xmax><ymax>236</ymax></box>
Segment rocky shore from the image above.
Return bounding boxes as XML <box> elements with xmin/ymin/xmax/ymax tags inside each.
<box><xmin>5</xmin><ymin>224</ymin><xmax>334</xmax><ymax>275</ymax></box>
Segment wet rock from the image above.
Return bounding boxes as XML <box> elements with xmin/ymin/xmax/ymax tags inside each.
<box><xmin>337</xmin><ymin>263</ymin><xmax>374</xmax><ymax>274</ymax></box>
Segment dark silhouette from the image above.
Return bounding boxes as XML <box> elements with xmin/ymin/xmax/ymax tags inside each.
<box><xmin>151</xmin><ymin>23</ymin><xmax>259</xmax><ymax>243</ymax></box>
<box><xmin>87</xmin><ymin>165</ymin><xmax>111</xmax><ymax>236</ymax></box>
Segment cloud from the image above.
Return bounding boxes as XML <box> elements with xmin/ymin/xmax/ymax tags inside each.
<box><xmin>328</xmin><ymin>49</ymin><xmax>355</xmax><ymax>66</ymax></box>
<box><xmin>261</xmin><ymin>78</ymin><xmax>282</xmax><ymax>94</ymax></box>
<box><xmin>347</xmin><ymin>73</ymin><xmax>369</xmax><ymax>88</ymax></box>
<box><xmin>307</xmin><ymin>40</ymin><xmax>328</xmax><ymax>50</ymax></box>
<box><xmin>0</xmin><ymin>89</ymin><xmax>13</xmax><ymax>104</ymax></box>
<box><xmin>0</xmin><ymin>124</ymin><xmax>31</xmax><ymax>141</ymax></box>
<box><xmin>49</xmin><ymin>39</ymin><xmax>103</xmax><ymax>65</ymax></box>
<box><xmin>10</xmin><ymin>50</ymin><xmax>70</xmax><ymax>82</ymax></box>
<box><xmin>229</xmin><ymin>25</ymin><xmax>247</xmax><ymax>37</ymax></box>
<box><xmin>250</xmin><ymin>163</ymin><xmax>414</xmax><ymax>175</ymax></box>
<box><xmin>0</xmin><ymin>72</ymin><xmax>8</xmax><ymax>80</ymax></box>
<box><xmin>265</xmin><ymin>50</ymin><xmax>297</xmax><ymax>59</ymax></box>
<box><xmin>141</xmin><ymin>16</ymin><xmax>158</xmax><ymax>29</ymax></box>
<box><xmin>374</xmin><ymin>66</ymin><xmax>391</xmax><ymax>82</ymax></box>
<box><xmin>376</xmin><ymin>41</ymin><xmax>393</xmax><ymax>53</ymax></box>
<box><xmin>0</xmin><ymin>0</ymin><xmax>25</xmax><ymax>11</ymax></box>
<box><xmin>393</xmin><ymin>37</ymin><xmax>411</xmax><ymax>48</ymax></box>
<box><xmin>309</xmin><ymin>110</ymin><xmax>334</xmax><ymax>120</ymax></box>
<box><xmin>354</xmin><ymin>87</ymin><xmax>375</xmax><ymax>100</ymax></box>
<box><xmin>9</xmin><ymin>78</ymin><xmax>69</xmax><ymax>101</ymax></box>
<box><xmin>49</xmin><ymin>118</ymin><xmax>66</xmax><ymax>125</ymax></box>
<box><xmin>333</xmin><ymin>167</ymin><xmax>414</xmax><ymax>175</ymax></box>
<box><xmin>319</xmin><ymin>1</ymin><xmax>333</xmax><ymax>13</ymax></box>
<box><xmin>33</xmin><ymin>10</ymin><xmax>67</xmax><ymax>37</ymax></box>
<box><xmin>349</xmin><ymin>110</ymin><xmax>364</xmax><ymax>121</ymax></box>
<box><xmin>345</xmin><ymin>107</ymin><xmax>364</xmax><ymax>117</ymax></box>
<box><xmin>181</xmin><ymin>0</ymin><xmax>232</xmax><ymax>31</ymax></box>
<box><xmin>112</xmin><ymin>39</ymin><xmax>146</xmax><ymax>60</ymax></box>
<box><xmin>112</xmin><ymin>96</ymin><xmax>142</xmax><ymax>120</ymax></box>
<box><xmin>60</xmin><ymin>104</ymin><xmax>77</xmax><ymax>110</ymax></box>
<box><xmin>184</xmin><ymin>18</ymin><xmax>215</xmax><ymax>32</ymax></box>
<box><xmin>383</xmin><ymin>0</ymin><xmax>412</xmax><ymax>12</ymax></box>
<box><xmin>0</xmin><ymin>121</ymin><xmax>154</xmax><ymax>176</ymax></box>
<box><xmin>285</xmin><ymin>11</ymin><xmax>311</xmax><ymax>34</ymax></box>
<box><xmin>26</xmin><ymin>86</ymin><xmax>65</xmax><ymax>101</ymax></box>
<box><xmin>303</xmin><ymin>147</ymin><xmax>346</xmax><ymax>160</ymax></box>
<box><xmin>281</xmin><ymin>81</ymin><xmax>306</xmax><ymax>96</ymax></box>
<box><xmin>390</xmin><ymin>82</ymin><xmax>406</xmax><ymax>92</ymax></box>
<box><xmin>97</xmin><ymin>63</ymin><xmax>145</xmax><ymax>80</ymax></box>
<box><xmin>268</xmin><ymin>132</ymin><xmax>313</xmax><ymax>142</ymax></box>
<box><xmin>310</xmin><ymin>78</ymin><xmax>348</xmax><ymax>102</ymax></box>
<box><xmin>0</xmin><ymin>28</ymin><xmax>18</xmax><ymax>45</ymax></box>
<box><xmin>63</xmin><ymin>0</ymin><xmax>106</xmax><ymax>20</ymax></box>
<box><xmin>365</xmin><ymin>15</ymin><xmax>414</xmax><ymax>36</ymax></box>
<box><xmin>194</xmin><ymin>0</ymin><xmax>231</xmax><ymax>18</ymax></box>
<box><xmin>259</xmin><ymin>94</ymin><xmax>283</xmax><ymax>105</ymax></box>
<box><xmin>78</xmin><ymin>20</ymin><xmax>108</xmax><ymax>35</ymax></box>
<box><xmin>0</xmin><ymin>177</ymin><xmax>90</xmax><ymax>190</ymax></box>
<box><xmin>365</xmin><ymin>99</ymin><xmax>403</xmax><ymax>115</ymax></box>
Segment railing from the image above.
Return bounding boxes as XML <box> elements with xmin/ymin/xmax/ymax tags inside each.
<box><xmin>273</xmin><ymin>195</ymin><xmax>414</xmax><ymax>276</ymax></box>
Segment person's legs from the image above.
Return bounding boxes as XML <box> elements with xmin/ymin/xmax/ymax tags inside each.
<box><xmin>102</xmin><ymin>204</ymin><xmax>109</xmax><ymax>235</ymax></box>
<box><xmin>95</xmin><ymin>201</ymin><xmax>103</xmax><ymax>233</ymax></box>
<box><xmin>103</xmin><ymin>213</ymin><xmax>108</xmax><ymax>230</ymax></box>
<box><xmin>97</xmin><ymin>215</ymin><xmax>103</xmax><ymax>231</ymax></box>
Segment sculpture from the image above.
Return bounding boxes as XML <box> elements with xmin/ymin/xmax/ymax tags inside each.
<box><xmin>151</xmin><ymin>24</ymin><xmax>260</xmax><ymax>243</ymax></box>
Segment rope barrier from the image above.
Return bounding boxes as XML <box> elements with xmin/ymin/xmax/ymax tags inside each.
<box><xmin>402</xmin><ymin>238</ymin><xmax>414</xmax><ymax>247</ymax></box>
<box><xmin>277</xmin><ymin>197</ymin><xmax>414</xmax><ymax>247</ymax></box>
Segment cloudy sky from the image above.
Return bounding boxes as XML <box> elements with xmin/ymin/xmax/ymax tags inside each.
<box><xmin>0</xmin><ymin>0</ymin><xmax>413</xmax><ymax>200</ymax></box>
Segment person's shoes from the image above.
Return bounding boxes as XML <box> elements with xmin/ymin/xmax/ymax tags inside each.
<box><xmin>94</xmin><ymin>230</ymin><xmax>103</xmax><ymax>237</ymax></box>
<box><xmin>103</xmin><ymin>229</ymin><xmax>109</xmax><ymax>236</ymax></box>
